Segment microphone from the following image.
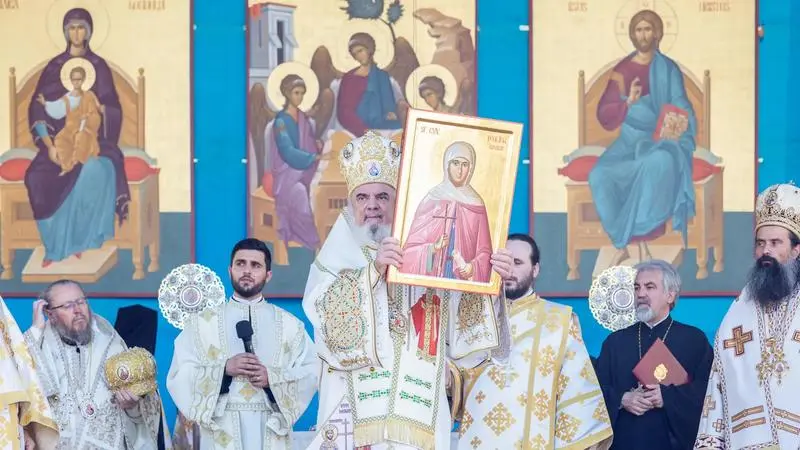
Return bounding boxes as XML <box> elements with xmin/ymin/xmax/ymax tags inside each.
<box><xmin>235</xmin><ymin>320</ymin><xmax>254</xmax><ymax>354</ymax></box>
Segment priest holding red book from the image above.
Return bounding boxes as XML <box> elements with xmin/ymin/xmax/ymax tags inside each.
<box><xmin>595</xmin><ymin>259</ymin><xmax>713</xmax><ymax>449</ymax></box>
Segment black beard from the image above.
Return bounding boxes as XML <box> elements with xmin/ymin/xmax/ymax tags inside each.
<box><xmin>233</xmin><ymin>278</ymin><xmax>266</xmax><ymax>299</ymax></box>
<box><xmin>747</xmin><ymin>255</ymin><xmax>800</xmax><ymax>306</ymax></box>
<box><xmin>505</xmin><ymin>273</ymin><xmax>534</xmax><ymax>301</ymax></box>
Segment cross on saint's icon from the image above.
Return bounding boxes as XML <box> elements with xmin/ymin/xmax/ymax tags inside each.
<box><xmin>432</xmin><ymin>203</ymin><xmax>457</xmax><ymax>276</ymax></box>
<box><xmin>723</xmin><ymin>326</ymin><xmax>753</xmax><ymax>356</ymax></box>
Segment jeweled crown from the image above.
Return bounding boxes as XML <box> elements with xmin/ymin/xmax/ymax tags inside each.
<box><xmin>338</xmin><ymin>131</ymin><xmax>401</xmax><ymax>195</ymax></box>
<box><xmin>756</xmin><ymin>183</ymin><xmax>800</xmax><ymax>239</ymax></box>
<box><xmin>104</xmin><ymin>347</ymin><xmax>157</xmax><ymax>397</ymax></box>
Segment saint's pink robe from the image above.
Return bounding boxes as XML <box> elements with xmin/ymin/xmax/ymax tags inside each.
<box><xmin>401</xmin><ymin>198</ymin><xmax>493</xmax><ymax>283</ymax></box>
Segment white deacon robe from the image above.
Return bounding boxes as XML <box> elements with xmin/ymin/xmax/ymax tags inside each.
<box><xmin>302</xmin><ymin>211</ymin><xmax>503</xmax><ymax>450</ymax></box>
<box><xmin>24</xmin><ymin>315</ymin><xmax>161</xmax><ymax>450</ymax></box>
<box><xmin>167</xmin><ymin>297</ymin><xmax>319</xmax><ymax>450</ymax></box>
<box><xmin>695</xmin><ymin>289</ymin><xmax>800</xmax><ymax>449</ymax></box>
<box><xmin>456</xmin><ymin>294</ymin><xmax>613</xmax><ymax>450</ymax></box>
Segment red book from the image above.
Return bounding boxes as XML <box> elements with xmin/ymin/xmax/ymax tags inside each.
<box><xmin>632</xmin><ymin>338</ymin><xmax>689</xmax><ymax>386</ymax></box>
<box><xmin>653</xmin><ymin>104</ymin><xmax>689</xmax><ymax>141</ymax></box>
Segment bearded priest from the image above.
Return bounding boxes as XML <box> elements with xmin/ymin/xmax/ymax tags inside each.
<box><xmin>167</xmin><ymin>239</ymin><xmax>319</xmax><ymax>450</ymax></box>
<box><xmin>695</xmin><ymin>183</ymin><xmax>800</xmax><ymax>449</ymax></box>
<box><xmin>302</xmin><ymin>131</ymin><xmax>514</xmax><ymax>450</ymax></box>
<box><xmin>456</xmin><ymin>234</ymin><xmax>613</xmax><ymax>449</ymax></box>
<box><xmin>23</xmin><ymin>280</ymin><xmax>162</xmax><ymax>449</ymax></box>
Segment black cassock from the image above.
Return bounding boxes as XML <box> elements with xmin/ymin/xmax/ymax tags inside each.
<box><xmin>595</xmin><ymin>316</ymin><xmax>713</xmax><ymax>450</ymax></box>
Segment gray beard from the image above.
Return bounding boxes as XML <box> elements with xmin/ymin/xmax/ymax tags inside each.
<box><xmin>636</xmin><ymin>305</ymin><xmax>655</xmax><ymax>323</ymax></box>
<box><xmin>54</xmin><ymin>314</ymin><xmax>94</xmax><ymax>346</ymax></box>
<box><xmin>355</xmin><ymin>223</ymin><xmax>390</xmax><ymax>245</ymax></box>
<box><xmin>347</xmin><ymin>204</ymin><xmax>391</xmax><ymax>245</ymax></box>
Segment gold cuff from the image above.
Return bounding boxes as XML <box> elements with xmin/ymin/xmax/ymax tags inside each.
<box><xmin>446</xmin><ymin>360</ymin><xmax>464</xmax><ymax>421</ymax></box>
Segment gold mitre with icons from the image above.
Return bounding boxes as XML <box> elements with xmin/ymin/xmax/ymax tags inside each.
<box><xmin>756</xmin><ymin>182</ymin><xmax>800</xmax><ymax>239</ymax></box>
<box><xmin>588</xmin><ymin>265</ymin><xmax>638</xmax><ymax>332</ymax></box>
<box><xmin>338</xmin><ymin>130</ymin><xmax>402</xmax><ymax>195</ymax></box>
<box><xmin>104</xmin><ymin>347</ymin><xmax>157</xmax><ymax>397</ymax></box>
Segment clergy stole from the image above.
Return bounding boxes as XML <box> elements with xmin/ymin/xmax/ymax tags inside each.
<box><xmin>457</xmin><ymin>295</ymin><xmax>612</xmax><ymax>449</ymax></box>
<box><xmin>24</xmin><ymin>316</ymin><xmax>161</xmax><ymax>450</ymax></box>
<box><xmin>169</xmin><ymin>301</ymin><xmax>317</xmax><ymax>450</ymax></box>
<box><xmin>695</xmin><ymin>291</ymin><xmax>800</xmax><ymax>449</ymax></box>
<box><xmin>307</xmin><ymin>212</ymin><xmax>501</xmax><ymax>450</ymax></box>
<box><xmin>348</xmin><ymin>287</ymin><xmax>450</xmax><ymax>449</ymax></box>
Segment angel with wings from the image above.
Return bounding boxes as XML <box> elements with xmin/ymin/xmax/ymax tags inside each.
<box><xmin>249</xmin><ymin>69</ymin><xmax>325</xmax><ymax>252</ymax></box>
<box><xmin>308</xmin><ymin>28</ymin><xmax>420</xmax><ymax>138</ymax></box>
<box><xmin>406</xmin><ymin>63</ymin><xmax>474</xmax><ymax>115</ymax></box>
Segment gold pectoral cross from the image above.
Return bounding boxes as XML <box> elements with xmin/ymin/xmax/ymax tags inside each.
<box><xmin>757</xmin><ymin>338</ymin><xmax>789</xmax><ymax>386</ymax></box>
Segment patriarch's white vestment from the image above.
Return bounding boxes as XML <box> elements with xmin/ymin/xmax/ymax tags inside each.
<box><xmin>303</xmin><ymin>210</ymin><xmax>504</xmax><ymax>450</ymax></box>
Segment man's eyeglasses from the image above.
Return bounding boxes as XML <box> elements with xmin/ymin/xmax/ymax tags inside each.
<box><xmin>47</xmin><ymin>297</ymin><xmax>87</xmax><ymax>311</ymax></box>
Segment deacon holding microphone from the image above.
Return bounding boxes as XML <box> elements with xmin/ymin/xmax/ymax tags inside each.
<box><xmin>167</xmin><ymin>238</ymin><xmax>319</xmax><ymax>450</ymax></box>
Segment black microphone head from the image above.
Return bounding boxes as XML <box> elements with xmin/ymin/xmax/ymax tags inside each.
<box><xmin>236</xmin><ymin>320</ymin><xmax>253</xmax><ymax>340</ymax></box>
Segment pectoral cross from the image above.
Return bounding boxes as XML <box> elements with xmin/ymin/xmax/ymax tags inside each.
<box><xmin>723</xmin><ymin>325</ymin><xmax>753</xmax><ymax>356</ymax></box>
<box><xmin>432</xmin><ymin>203</ymin><xmax>457</xmax><ymax>277</ymax></box>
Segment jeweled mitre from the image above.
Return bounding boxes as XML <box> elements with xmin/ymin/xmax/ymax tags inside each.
<box><xmin>104</xmin><ymin>347</ymin><xmax>157</xmax><ymax>397</ymax></box>
<box><xmin>756</xmin><ymin>183</ymin><xmax>800</xmax><ymax>239</ymax></box>
<box><xmin>338</xmin><ymin>130</ymin><xmax>401</xmax><ymax>195</ymax></box>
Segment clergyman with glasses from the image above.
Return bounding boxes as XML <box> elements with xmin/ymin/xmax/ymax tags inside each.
<box><xmin>23</xmin><ymin>279</ymin><xmax>162</xmax><ymax>449</ymax></box>
<box><xmin>594</xmin><ymin>260</ymin><xmax>713</xmax><ymax>450</ymax></box>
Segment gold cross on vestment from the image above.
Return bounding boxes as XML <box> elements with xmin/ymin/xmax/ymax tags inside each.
<box><xmin>793</xmin><ymin>330</ymin><xmax>800</xmax><ymax>344</ymax></box>
<box><xmin>702</xmin><ymin>396</ymin><xmax>716</xmax><ymax>417</ymax></box>
<box><xmin>723</xmin><ymin>325</ymin><xmax>753</xmax><ymax>356</ymax></box>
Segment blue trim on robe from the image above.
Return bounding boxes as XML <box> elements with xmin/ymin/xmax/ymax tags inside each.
<box><xmin>355</xmin><ymin>64</ymin><xmax>401</xmax><ymax>130</ymax></box>
<box><xmin>443</xmin><ymin>214</ymin><xmax>457</xmax><ymax>279</ymax></box>
<box><xmin>36</xmin><ymin>157</ymin><xmax>117</xmax><ymax>261</ymax></box>
<box><xmin>588</xmin><ymin>51</ymin><xmax>697</xmax><ymax>248</ymax></box>
<box><xmin>273</xmin><ymin>112</ymin><xmax>316</xmax><ymax>170</ymax></box>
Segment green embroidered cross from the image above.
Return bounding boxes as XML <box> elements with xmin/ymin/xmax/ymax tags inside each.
<box><xmin>399</xmin><ymin>391</ymin><xmax>432</xmax><ymax>408</ymax></box>
<box><xmin>403</xmin><ymin>375</ymin><xmax>432</xmax><ymax>390</ymax></box>
<box><xmin>358</xmin><ymin>370</ymin><xmax>391</xmax><ymax>382</ymax></box>
<box><xmin>358</xmin><ymin>389</ymin><xmax>391</xmax><ymax>401</ymax></box>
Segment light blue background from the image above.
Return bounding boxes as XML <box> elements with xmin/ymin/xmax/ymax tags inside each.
<box><xmin>5</xmin><ymin>0</ymin><xmax>795</xmax><ymax>434</ymax></box>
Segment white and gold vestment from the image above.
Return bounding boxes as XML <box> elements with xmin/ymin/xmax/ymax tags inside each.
<box><xmin>695</xmin><ymin>183</ymin><xmax>800</xmax><ymax>449</ymax></box>
<box><xmin>302</xmin><ymin>132</ymin><xmax>503</xmax><ymax>450</ymax></box>
<box><xmin>457</xmin><ymin>294</ymin><xmax>612</xmax><ymax>450</ymax></box>
<box><xmin>694</xmin><ymin>288</ymin><xmax>800</xmax><ymax>449</ymax></box>
<box><xmin>167</xmin><ymin>298</ymin><xmax>318</xmax><ymax>450</ymax></box>
<box><xmin>24</xmin><ymin>314</ymin><xmax>161</xmax><ymax>449</ymax></box>
<box><xmin>0</xmin><ymin>296</ymin><xmax>59</xmax><ymax>450</ymax></box>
